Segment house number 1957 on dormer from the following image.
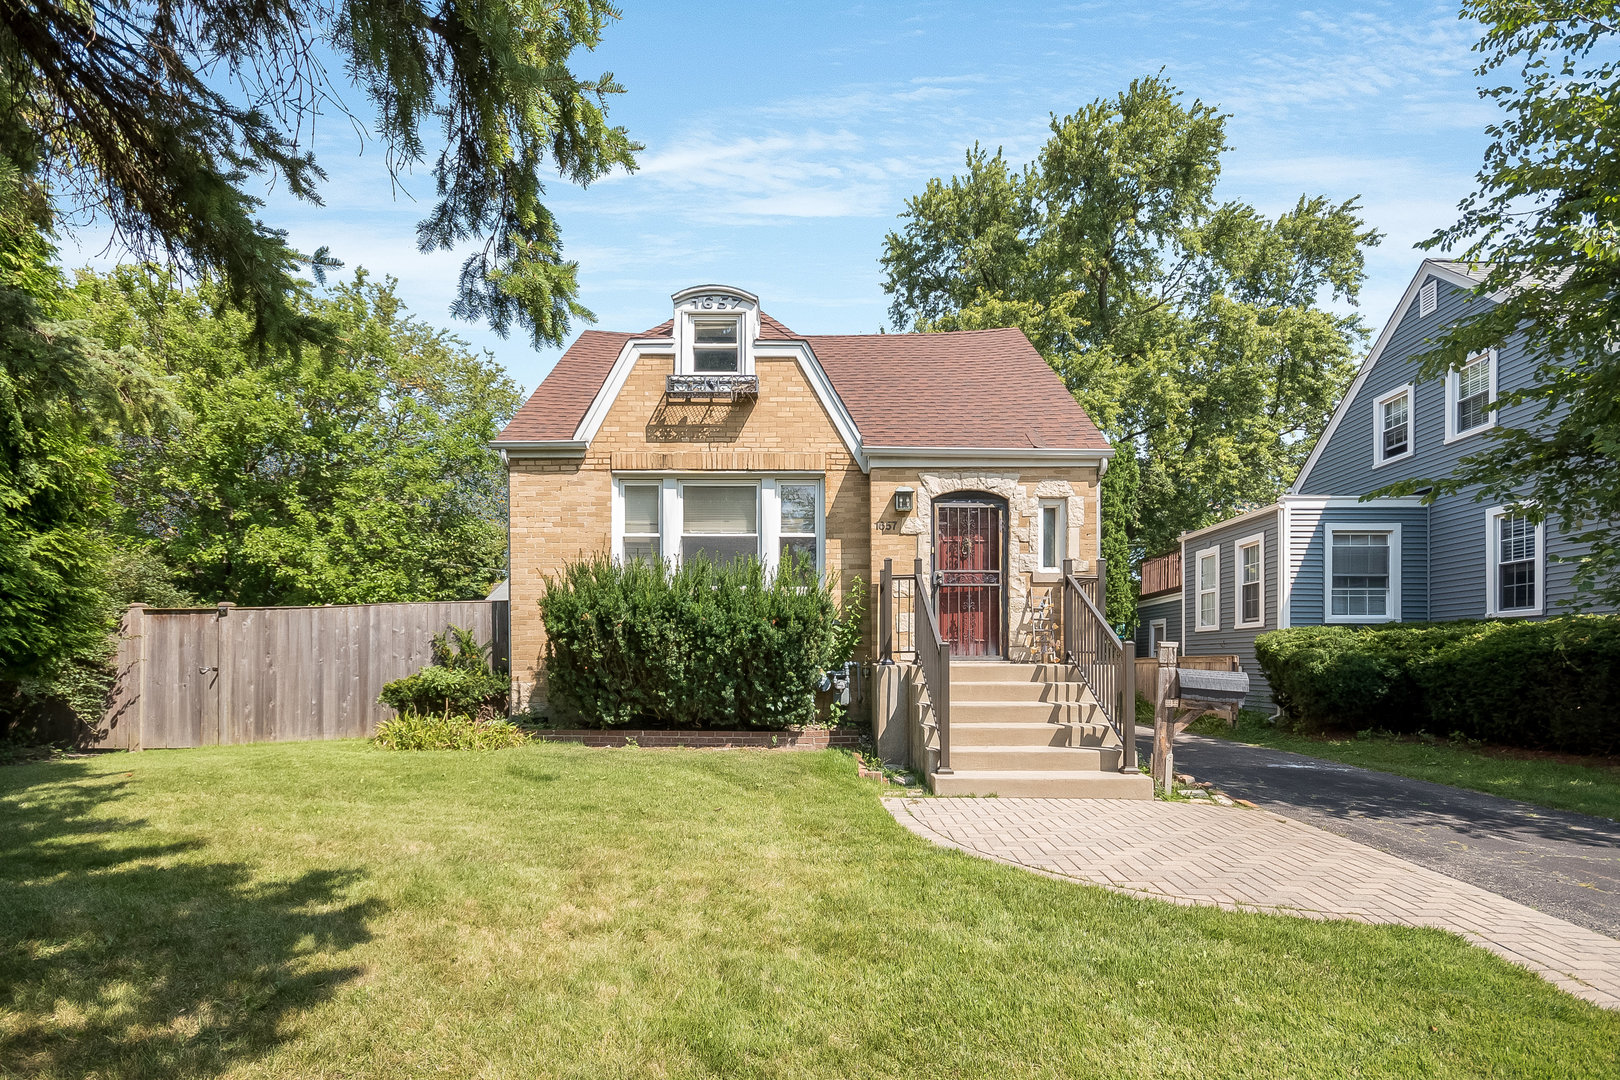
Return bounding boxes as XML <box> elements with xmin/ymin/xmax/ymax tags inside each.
<box><xmin>686</xmin><ymin>294</ymin><xmax>745</xmax><ymax>310</ymax></box>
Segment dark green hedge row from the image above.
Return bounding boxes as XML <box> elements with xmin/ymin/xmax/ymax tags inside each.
<box><xmin>538</xmin><ymin>556</ymin><xmax>844</xmax><ymax>729</ymax></box>
<box><xmin>1254</xmin><ymin>617</ymin><xmax>1620</xmax><ymax>754</ymax></box>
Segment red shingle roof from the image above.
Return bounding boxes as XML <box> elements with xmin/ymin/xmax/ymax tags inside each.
<box><xmin>496</xmin><ymin>316</ymin><xmax>1108</xmax><ymax>453</ymax></box>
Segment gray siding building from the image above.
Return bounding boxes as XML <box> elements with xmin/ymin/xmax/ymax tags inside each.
<box><xmin>1176</xmin><ymin>260</ymin><xmax>1614</xmax><ymax>707</ymax></box>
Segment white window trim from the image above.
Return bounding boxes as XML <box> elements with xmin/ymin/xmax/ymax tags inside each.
<box><xmin>1149</xmin><ymin>618</ymin><xmax>1167</xmax><ymax>658</ymax></box>
<box><xmin>612</xmin><ymin>475</ymin><xmax>824</xmax><ymax>575</ymax></box>
<box><xmin>1444</xmin><ymin>349</ymin><xmax>1497</xmax><ymax>444</ymax></box>
<box><xmin>613</xmin><ymin>478</ymin><xmax>663</xmax><ymax>561</ymax></box>
<box><xmin>1036</xmin><ymin>498</ymin><xmax>1066</xmax><ymax>573</ymax></box>
<box><xmin>1419</xmin><ymin>279</ymin><xmax>1438</xmax><ymax>318</ymax></box>
<box><xmin>1194</xmin><ymin>546</ymin><xmax>1221</xmax><ymax>632</ymax></box>
<box><xmin>1233</xmin><ymin>532</ymin><xmax>1266</xmax><ymax>630</ymax></box>
<box><xmin>672</xmin><ymin>289</ymin><xmax>760</xmax><ymax>377</ymax></box>
<box><xmin>1323</xmin><ymin>523</ymin><xmax>1402</xmax><ymax>624</ymax></box>
<box><xmin>1484</xmin><ymin>506</ymin><xmax>1544</xmax><ymax>618</ymax></box>
<box><xmin>1371</xmin><ymin>383</ymin><xmax>1415</xmax><ymax>468</ymax></box>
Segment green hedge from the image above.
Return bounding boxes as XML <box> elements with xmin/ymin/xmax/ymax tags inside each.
<box><xmin>1255</xmin><ymin>617</ymin><xmax>1620</xmax><ymax>754</ymax></box>
<box><xmin>538</xmin><ymin>555</ymin><xmax>844</xmax><ymax>729</ymax></box>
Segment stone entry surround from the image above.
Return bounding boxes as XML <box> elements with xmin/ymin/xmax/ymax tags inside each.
<box><xmin>887</xmin><ymin>796</ymin><xmax>1620</xmax><ymax>1010</ymax></box>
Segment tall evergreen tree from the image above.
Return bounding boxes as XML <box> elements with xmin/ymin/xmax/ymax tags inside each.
<box><xmin>1</xmin><ymin>0</ymin><xmax>638</xmax><ymax>347</ymax></box>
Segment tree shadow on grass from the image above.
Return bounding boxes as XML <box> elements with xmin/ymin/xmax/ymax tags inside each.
<box><xmin>0</xmin><ymin>763</ymin><xmax>385</xmax><ymax>1078</ymax></box>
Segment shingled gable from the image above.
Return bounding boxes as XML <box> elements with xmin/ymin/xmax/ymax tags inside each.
<box><xmin>496</xmin><ymin>314</ymin><xmax>1109</xmax><ymax>464</ymax></box>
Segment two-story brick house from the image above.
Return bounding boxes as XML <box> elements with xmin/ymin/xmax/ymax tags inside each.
<box><xmin>494</xmin><ymin>284</ymin><xmax>1115</xmax><ymax>707</ymax></box>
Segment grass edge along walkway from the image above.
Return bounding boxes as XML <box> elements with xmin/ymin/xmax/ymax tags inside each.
<box><xmin>3</xmin><ymin>740</ymin><xmax>1618</xmax><ymax>1079</ymax></box>
<box><xmin>1173</xmin><ymin>704</ymin><xmax>1620</xmax><ymax>822</ymax></box>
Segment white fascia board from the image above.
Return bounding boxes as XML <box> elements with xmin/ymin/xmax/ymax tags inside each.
<box><xmin>1280</xmin><ymin>494</ymin><xmax>1428</xmax><ymax>508</ymax></box>
<box><xmin>864</xmin><ymin>446</ymin><xmax>1114</xmax><ymax>470</ymax></box>
<box><xmin>1177</xmin><ymin>503</ymin><xmax>1279</xmax><ymax>546</ymax></box>
<box><xmin>1290</xmin><ymin>259</ymin><xmax>1494</xmax><ymax>495</ymax></box>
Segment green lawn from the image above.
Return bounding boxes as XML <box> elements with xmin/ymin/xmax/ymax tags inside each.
<box><xmin>1178</xmin><ymin>706</ymin><xmax>1620</xmax><ymax>822</ymax></box>
<box><xmin>3</xmin><ymin>743</ymin><xmax>1617</xmax><ymax>1078</ymax></box>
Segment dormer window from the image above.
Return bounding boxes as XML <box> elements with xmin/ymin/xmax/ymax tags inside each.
<box><xmin>671</xmin><ymin>285</ymin><xmax>760</xmax><ymax>377</ymax></box>
<box><xmin>693</xmin><ymin>317</ymin><xmax>741</xmax><ymax>372</ymax></box>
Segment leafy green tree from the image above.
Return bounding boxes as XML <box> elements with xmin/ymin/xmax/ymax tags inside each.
<box><xmin>2</xmin><ymin>0</ymin><xmax>637</xmax><ymax>347</ymax></box>
<box><xmin>66</xmin><ymin>267</ymin><xmax>522</xmax><ymax>605</ymax></box>
<box><xmin>881</xmin><ymin>76</ymin><xmax>1381</xmax><ymax>627</ymax></box>
<box><xmin>1376</xmin><ymin>1</ymin><xmax>1620</xmax><ymax>607</ymax></box>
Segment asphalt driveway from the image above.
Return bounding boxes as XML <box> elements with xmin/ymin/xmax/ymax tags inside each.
<box><xmin>1144</xmin><ymin>725</ymin><xmax>1620</xmax><ymax>939</ymax></box>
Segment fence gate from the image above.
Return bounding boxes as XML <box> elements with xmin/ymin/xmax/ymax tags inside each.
<box><xmin>99</xmin><ymin>600</ymin><xmax>504</xmax><ymax>749</ymax></box>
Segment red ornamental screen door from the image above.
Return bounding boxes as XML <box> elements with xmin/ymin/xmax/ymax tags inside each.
<box><xmin>933</xmin><ymin>500</ymin><xmax>1005</xmax><ymax>658</ymax></box>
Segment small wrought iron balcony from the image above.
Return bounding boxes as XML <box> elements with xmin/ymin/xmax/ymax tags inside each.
<box><xmin>665</xmin><ymin>373</ymin><xmax>759</xmax><ymax>401</ymax></box>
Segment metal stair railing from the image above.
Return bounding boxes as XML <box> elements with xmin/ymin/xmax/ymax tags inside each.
<box><xmin>881</xmin><ymin>557</ymin><xmax>952</xmax><ymax>775</ymax></box>
<box><xmin>1060</xmin><ymin>558</ymin><xmax>1137</xmax><ymax>772</ymax></box>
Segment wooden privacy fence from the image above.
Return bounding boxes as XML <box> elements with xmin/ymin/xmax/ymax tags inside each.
<box><xmin>98</xmin><ymin>600</ymin><xmax>507</xmax><ymax>750</ymax></box>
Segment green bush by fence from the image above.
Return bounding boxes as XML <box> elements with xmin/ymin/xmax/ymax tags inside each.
<box><xmin>538</xmin><ymin>555</ymin><xmax>846</xmax><ymax>729</ymax></box>
<box><xmin>1255</xmin><ymin>617</ymin><xmax>1620</xmax><ymax>754</ymax></box>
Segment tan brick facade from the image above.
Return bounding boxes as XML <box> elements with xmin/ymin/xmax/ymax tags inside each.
<box><xmin>507</xmin><ymin>352</ymin><xmax>1102</xmax><ymax>714</ymax></box>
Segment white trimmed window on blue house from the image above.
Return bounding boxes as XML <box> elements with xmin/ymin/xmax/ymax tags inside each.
<box><xmin>1486</xmin><ymin>507</ymin><xmax>1543</xmax><ymax>617</ymax></box>
<box><xmin>1326</xmin><ymin>525</ymin><xmax>1401</xmax><ymax>623</ymax></box>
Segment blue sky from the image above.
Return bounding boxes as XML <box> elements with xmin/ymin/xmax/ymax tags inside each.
<box><xmin>64</xmin><ymin>1</ymin><xmax>1496</xmax><ymax>395</ymax></box>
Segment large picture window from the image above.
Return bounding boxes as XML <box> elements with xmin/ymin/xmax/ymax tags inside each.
<box><xmin>1326</xmin><ymin>526</ymin><xmax>1400</xmax><ymax>623</ymax></box>
<box><xmin>614</xmin><ymin>477</ymin><xmax>823</xmax><ymax>574</ymax></box>
<box><xmin>1487</xmin><ymin>507</ymin><xmax>1543</xmax><ymax>616</ymax></box>
<box><xmin>681</xmin><ymin>484</ymin><xmax>758</xmax><ymax>565</ymax></box>
<box><xmin>1195</xmin><ymin>547</ymin><xmax>1219</xmax><ymax>631</ymax></box>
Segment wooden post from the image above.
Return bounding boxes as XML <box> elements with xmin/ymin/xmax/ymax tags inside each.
<box><xmin>1121</xmin><ymin>639</ymin><xmax>1137</xmax><ymax>772</ymax></box>
<box><xmin>212</xmin><ymin>602</ymin><xmax>235</xmax><ymax>746</ymax></box>
<box><xmin>879</xmin><ymin>558</ymin><xmax>893</xmax><ymax>662</ymax></box>
<box><xmin>1152</xmin><ymin>641</ymin><xmax>1180</xmax><ymax>794</ymax></box>
<box><xmin>1096</xmin><ymin>556</ymin><xmax>1107</xmax><ymax>619</ymax></box>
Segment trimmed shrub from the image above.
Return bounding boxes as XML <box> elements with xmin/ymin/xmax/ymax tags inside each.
<box><xmin>538</xmin><ymin>554</ymin><xmax>841</xmax><ymax>729</ymax></box>
<box><xmin>1255</xmin><ymin>616</ymin><xmax>1620</xmax><ymax>754</ymax></box>
<box><xmin>378</xmin><ymin>625</ymin><xmax>508</xmax><ymax>721</ymax></box>
<box><xmin>374</xmin><ymin>712</ymin><xmax>528</xmax><ymax>751</ymax></box>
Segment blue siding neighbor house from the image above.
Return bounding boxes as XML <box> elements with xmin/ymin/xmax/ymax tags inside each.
<box><xmin>1176</xmin><ymin>259</ymin><xmax>1615</xmax><ymax>706</ymax></box>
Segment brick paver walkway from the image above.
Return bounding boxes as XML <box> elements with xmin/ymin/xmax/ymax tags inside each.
<box><xmin>887</xmin><ymin>796</ymin><xmax>1620</xmax><ymax>1010</ymax></box>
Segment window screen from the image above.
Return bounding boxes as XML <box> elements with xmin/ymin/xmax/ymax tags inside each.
<box><xmin>692</xmin><ymin>318</ymin><xmax>740</xmax><ymax>372</ymax></box>
<box><xmin>1381</xmin><ymin>392</ymin><xmax>1409</xmax><ymax>459</ymax></box>
<box><xmin>1240</xmin><ymin>542</ymin><xmax>1262</xmax><ymax>624</ymax></box>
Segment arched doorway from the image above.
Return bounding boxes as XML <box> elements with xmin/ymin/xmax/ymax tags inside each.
<box><xmin>932</xmin><ymin>492</ymin><xmax>1008</xmax><ymax>658</ymax></box>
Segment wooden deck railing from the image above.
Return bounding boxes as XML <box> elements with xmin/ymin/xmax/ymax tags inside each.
<box><xmin>880</xmin><ymin>557</ymin><xmax>952</xmax><ymax>775</ymax></box>
<box><xmin>1060</xmin><ymin>558</ymin><xmax>1137</xmax><ymax>772</ymax></box>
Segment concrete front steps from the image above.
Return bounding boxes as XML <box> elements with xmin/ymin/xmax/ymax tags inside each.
<box><xmin>932</xmin><ymin>663</ymin><xmax>1152</xmax><ymax>799</ymax></box>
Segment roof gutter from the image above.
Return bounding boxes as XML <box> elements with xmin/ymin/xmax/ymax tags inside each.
<box><xmin>492</xmin><ymin>440</ymin><xmax>588</xmax><ymax>461</ymax></box>
<box><xmin>864</xmin><ymin>446</ymin><xmax>1114</xmax><ymax>470</ymax></box>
